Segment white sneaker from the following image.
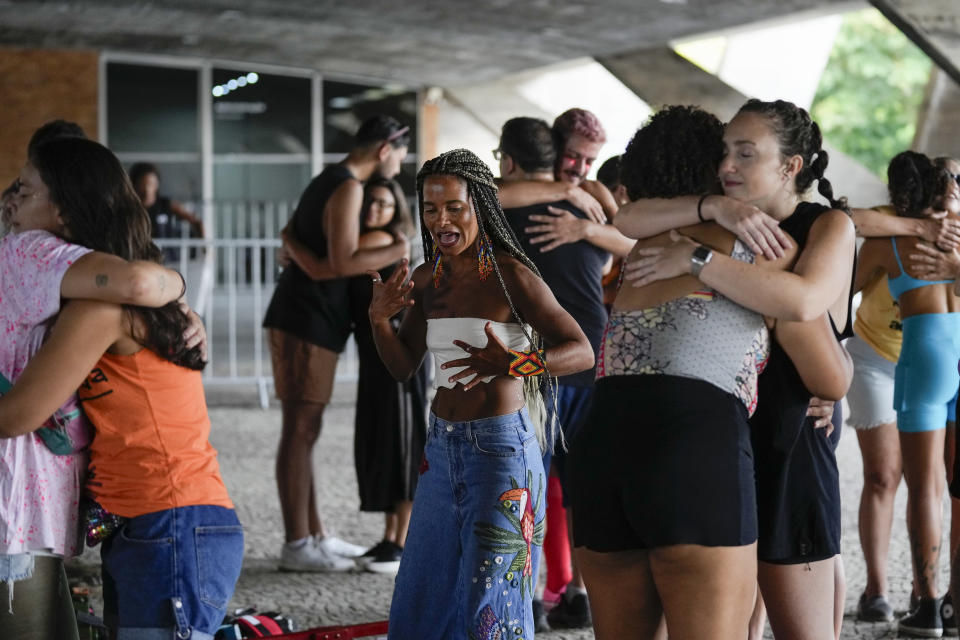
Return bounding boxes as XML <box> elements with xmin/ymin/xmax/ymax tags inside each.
<box><xmin>279</xmin><ymin>538</ymin><xmax>354</xmax><ymax>572</ymax></box>
<box><xmin>315</xmin><ymin>534</ymin><xmax>366</xmax><ymax>558</ymax></box>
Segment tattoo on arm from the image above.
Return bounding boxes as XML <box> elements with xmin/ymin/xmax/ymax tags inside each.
<box><xmin>96</xmin><ymin>274</ymin><xmax>108</xmax><ymax>288</ymax></box>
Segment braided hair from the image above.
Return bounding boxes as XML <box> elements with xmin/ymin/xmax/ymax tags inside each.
<box><xmin>738</xmin><ymin>99</ymin><xmax>849</xmax><ymax>213</ymax></box>
<box><xmin>416</xmin><ymin>148</ymin><xmax>558</xmax><ymax>447</ymax></box>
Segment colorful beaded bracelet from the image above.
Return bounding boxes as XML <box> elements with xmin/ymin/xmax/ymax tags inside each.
<box><xmin>508</xmin><ymin>349</ymin><xmax>545</xmax><ymax>377</ymax></box>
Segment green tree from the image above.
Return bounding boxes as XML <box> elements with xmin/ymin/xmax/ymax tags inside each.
<box><xmin>811</xmin><ymin>9</ymin><xmax>932</xmax><ymax>178</ymax></box>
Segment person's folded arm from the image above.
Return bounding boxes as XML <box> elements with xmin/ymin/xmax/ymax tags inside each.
<box><xmin>60</xmin><ymin>252</ymin><xmax>185</xmax><ymax>307</ymax></box>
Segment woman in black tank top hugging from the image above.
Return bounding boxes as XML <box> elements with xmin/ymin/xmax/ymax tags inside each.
<box><xmin>617</xmin><ymin>100</ymin><xmax>856</xmax><ymax>639</ymax></box>
<box><xmin>565</xmin><ymin>105</ymin><xmax>798</xmax><ymax>639</ymax></box>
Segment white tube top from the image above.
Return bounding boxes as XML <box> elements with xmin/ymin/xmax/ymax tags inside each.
<box><xmin>426</xmin><ymin>318</ymin><xmax>531</xmax><ymax>389</ymax></box>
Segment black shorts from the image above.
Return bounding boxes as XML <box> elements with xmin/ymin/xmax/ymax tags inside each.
<box><xmin>750</xmin><ymin>356</ymin><xmax>842</xmax><ymax>564</ymax></box>
<box><xmin>567</xmin><ymin>374</ymin><xmax>757</xmax><ymax>551</ymax></box>
<box><xmin>949</xmin><ymin>388</ymin><xmax>960</xmax><ymax>499</ymax></box>
<box><xmin>542</xmin><ymin>384</ymin><xmax>595</xmax><ymax>507</ymax></box>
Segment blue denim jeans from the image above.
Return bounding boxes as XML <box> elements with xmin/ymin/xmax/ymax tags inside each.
<box><xmin>102</xmin><ymin>505</ymin><xmax>244</xmax><ymax>640</ymax></box>
<box><xmin>541</xmin><ymin>384</ymin><xmax>595</xmax><ymax>490</ymax></box>
<box><xmin>388</xmin><ymin>409</ymin><xmax>546</xmax><ymax>639</ymax></box>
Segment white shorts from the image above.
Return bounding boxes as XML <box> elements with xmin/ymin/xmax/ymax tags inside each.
<box><xmin>845</xmin><ymin>334</ymin><xmax>897</xmax><ymax>429</ymax></box>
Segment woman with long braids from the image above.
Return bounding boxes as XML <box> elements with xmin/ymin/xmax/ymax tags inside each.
<box><xmin>620</xmin><ymin>99</ymin><xmax>856</xmax><ymax>638</ymax></box>
<box><xmin>366</xmin><ymin>149</ymin><xmax>593</xmax><ymax>639</ymax></box>
<box><xmin>855</xmin><ymin>151</ymin><xmax>960</xmax><ymax>636</ymax></box>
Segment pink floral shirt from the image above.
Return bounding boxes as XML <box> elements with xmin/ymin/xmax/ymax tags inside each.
<box><xmin>0</xmin><ymin>230</ymin><xmax>92</xmax><ymax>556</ymax></box>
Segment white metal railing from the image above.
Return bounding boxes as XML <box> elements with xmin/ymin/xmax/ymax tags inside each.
<box><xmin>156</xmin><ymin>197</ymin><xmax>421</xmax><ymax>407</ymax></box>
<box><xmin>155</xmin><ymin>234</ymin><xmax>359</xmax><ymax>409</ymax></box>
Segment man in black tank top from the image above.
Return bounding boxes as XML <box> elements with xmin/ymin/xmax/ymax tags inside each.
<box><xmin>263</xmin><ymin>116</ymin><xmax>411</xmax><ymax>573</ymax></box>
<box><xmin>498</xmin><ymin>117</ymin><xmax>612</xmax><ymax>629</ymax></box>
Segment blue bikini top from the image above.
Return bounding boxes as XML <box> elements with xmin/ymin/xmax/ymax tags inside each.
<box><xmin>887</xmin><ymin>237</ymin><xmax>952</xmax><ymax>300</ymax></box>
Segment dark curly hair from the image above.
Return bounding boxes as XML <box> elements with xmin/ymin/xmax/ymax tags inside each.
<box><xmin>737</xmin><ymin>99</ymin><xmax>849</xmax><ymax>212</ymax></box>
<box><xmin>620</xmin><ymin>105</ymin><xmax>724</xmax><ymax>201</ymax></box>
<box><xmin>29</xmin><ymin>137</ymin><xmax>204</xmax><ymax>370</ymax></box>
<box><xmin>887</xmin><ymin>151</ymin><xmax>949</xmax><ymax>218</ymax></box>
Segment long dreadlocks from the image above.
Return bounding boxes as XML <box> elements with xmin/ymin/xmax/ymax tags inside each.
<box><xmin>416</xmin><ymin>148</ymin><xmax>560</xmax><ymax>449</ymax></box>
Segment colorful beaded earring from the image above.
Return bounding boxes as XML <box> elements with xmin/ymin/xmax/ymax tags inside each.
<box><xmin>477</xmin><ymin>232</ymin><xmax>494</xmax><ymax>281</ymax></box>
<box><xmin>432</xmin><ymin>245</ymin><xmax>444</xmax><ymax>288</ymax></box>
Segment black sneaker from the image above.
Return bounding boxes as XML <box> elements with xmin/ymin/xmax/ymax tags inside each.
<box><xmin>899</xmin><ymin>597</ymin><xmax>944</xmax><ymax>638</ymax></box>
<box><xmin>942</xmin><ymin>594</ymin><xmax>958</xmax><ymax>637</ymax></box>
<box><xmin>547</xmin><ymin>590</ymin><xmax>592</xmax><ymax>629</ymax></box>
<box><xmin>857</xmin><ymin>592</ymin><xmax>894</xmax><ymax>622</ymax></box>
<box><xmin>355</xmin><ymin>540</ymin><xmax>390</xmax><ymax>569</ymax></box>
<box><xmin>365</xmin><ymin>541</ymin><xmax>403</xmax><ymax>574</ymax></box>
<box><xmin>532</xmin><ymin>599</ymin><xmax>550</xmax><ymax>632</ymax></box>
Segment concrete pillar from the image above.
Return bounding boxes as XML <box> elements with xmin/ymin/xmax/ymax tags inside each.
<box><xmin>599</xmin><ymin>47</ymin><xmax>747</xmax><ymax>122</ymax></box>
<box><xmin>912</xmin><ymin>68</ymin><xmax>960</xmax><ymax>159</ymax></box>
<box><xmin>598</xmin><ymin>46</ymin><xmax>887</xmax><ymax>206</ymax></box>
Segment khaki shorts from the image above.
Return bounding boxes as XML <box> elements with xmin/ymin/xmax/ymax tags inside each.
<box><xmin>268</xmin><ymin>329</ymin><xmax>338</xmax><ymax>404</ymax></box>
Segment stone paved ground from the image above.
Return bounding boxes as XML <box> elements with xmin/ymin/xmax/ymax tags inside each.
<box><xmin>67</xmin><ymin>385</ymin><xmax>950</xmax><ymax>639</ymax></box>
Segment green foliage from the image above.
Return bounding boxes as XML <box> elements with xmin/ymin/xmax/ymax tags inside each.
<box><xmin>811</xmin><ymin>9</ymin><xmax>932</xmax><ymax>178</ymax></box>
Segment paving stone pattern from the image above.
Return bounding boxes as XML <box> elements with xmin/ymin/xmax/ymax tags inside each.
<box><xmin>68</xmin><ymin>386</ymin><xmax>948</xmax><ymax>639</ymax></box>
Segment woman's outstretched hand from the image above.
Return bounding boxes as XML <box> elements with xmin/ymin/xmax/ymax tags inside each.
<box><xmin>917</xmin><ymin>216</ymin><xmax>960</xmax><ymax>251</ymax></box>
<box><xmin>908</xmin><ymin>242</ymin><xmax>960</xmax><ymax>281</ymax></box>
<box><xmin>443</xmin><ymin>322</ymin><xmax>513</xmax><ymax>390</ymax></box>
<box><xmin>623</xmin><ymin>230</ymin><xmax>698</xmax><ymax>288</ymax></box>
<box><xmin>708</xmin><ymin>195</ymin><xmax>792</xmax><ymax>260</ymax></box>
<box><xmin>367</xmin><ymin>259</ymin><xmax>414</xmax><ymax>324</ymax></box>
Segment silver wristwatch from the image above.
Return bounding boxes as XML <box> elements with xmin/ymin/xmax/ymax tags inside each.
<box><xmin>690</xmin><ymin>245</ymin><xmax>713</xmax><ymax>278</ymax></box>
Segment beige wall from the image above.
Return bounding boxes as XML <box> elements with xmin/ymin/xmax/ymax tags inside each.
<box><xmin>0</xmin><ymin>47</ymin><xmax>99</xmax><ymax>186</ymax></box>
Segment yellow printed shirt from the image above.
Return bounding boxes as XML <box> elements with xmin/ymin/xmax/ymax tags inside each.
<box><xmin>853</xmin><ymin>205</ymin><xmax>902</xmax><ymax>362</ymax></box>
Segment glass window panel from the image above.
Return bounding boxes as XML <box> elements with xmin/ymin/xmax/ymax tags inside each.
<box><xmin>212</xmin><ymin>69</ymin><xmax>311</xmax><ymax>154</ymax></box>
<box><xmin>107</xmin><ymin>63</ymin><xmax>199</xmax><ymax>153</ymax></box>
<box><xmin>213</xmin><ymin>162</ymin><xmax>311</xmax><ymax>202</ymax></box>
<box><xmin>323</xmin><ymin>80</ymin><xmax>418</xmax><ymax>154</ymax></box>
<box><xmin>122</xmin><ymin>161</ymin><xmax>201</xmax><ymax>205</ymax></box>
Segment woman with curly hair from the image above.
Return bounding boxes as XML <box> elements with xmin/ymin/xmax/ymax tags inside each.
<box><xmin>366</xmin><ymin>148</ymin><xmax>593</xmax><ymax>639</ymax></box>
<box><xmin>854</xmin><ymin>151</ymin><xmax>960</xmax><ymax>636</ymax></box>
<box><xmin>617</xmin><ymin>99</ymin><xmax>856</xmax><ymax>639</ymax></box>
<box><xmin>566</xmin><ymin>104</ymin><xmax>808</xmax><ymax>639</ymax></box>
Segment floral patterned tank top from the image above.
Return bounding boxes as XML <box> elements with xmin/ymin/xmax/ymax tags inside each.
<box><xmin>597</xmin><ymin>240</ymin><xmax>769</xmax><ymax>415</ymax></box>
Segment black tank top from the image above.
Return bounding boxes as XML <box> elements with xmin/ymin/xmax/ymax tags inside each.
<box><xmin>263</xmin><ymin>164</ymin><xmax>356</xmax><ymax>352</ymax></box>
<box><xmin>749</xmin><ymin>201</ymin><xmax>854</xmax><ymax>561</ymax></box>
<box><xmin>752</xmin><ymin>201</ymin><xmax>855</xmax><ymax>440</ymax></box>
<box><xmin>779</xmin><ymin>201</ymin><xmax>854</xmax><ymax>340</ymax></box>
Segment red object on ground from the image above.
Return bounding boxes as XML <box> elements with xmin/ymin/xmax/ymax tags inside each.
<box><xmin>264</xmin><ymin>621</ymin><xmax>389</xmax><ymax>639</ymax></box>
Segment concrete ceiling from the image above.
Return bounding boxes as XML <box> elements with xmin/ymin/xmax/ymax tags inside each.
<box><xmin>870</xmin><ymin>0</ymin><xmax>960</xmax><ymax>84</ymax></box>
<box><xmin>0</xmin><ymin>0</ymin><xmax>861</xmax><ymax>87</ymax></box>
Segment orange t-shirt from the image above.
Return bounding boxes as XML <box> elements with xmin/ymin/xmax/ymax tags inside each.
<box><xmin>78</xmin><ymin>348</ymin><xmax>232</xmax><ymax>518</ymax></box>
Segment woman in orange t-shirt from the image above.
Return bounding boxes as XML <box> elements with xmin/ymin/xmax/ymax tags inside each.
<box><xmin>0</xmin><ymin>137</ymin><xmax>241</xmax><ymax>640</ymax></box>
